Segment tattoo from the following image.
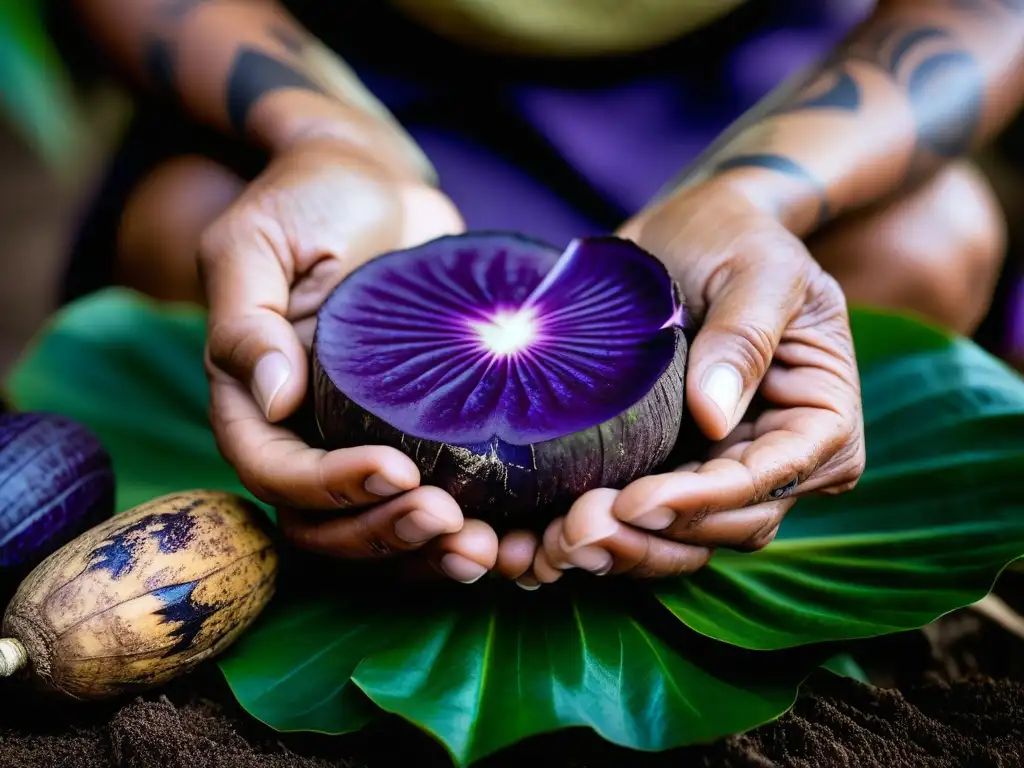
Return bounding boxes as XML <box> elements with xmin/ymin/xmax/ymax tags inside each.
<box><xmin>666</xmin><ymin>2</ymin><xmax>1008</xmax><ymax>228</ymax></box>
<box><xmin>143</xmin><ymin>0</ymin><xmax>211</xmax><ymax>97</ymax></box>
<box><xmin>760</xmin><ymin>19</ymin><xmax>984</xmax><ymax>167</ymax></box>
<box><xmin>140</xmin><ymin>1</ymin><xmax>327</xmax><ymax>136</ymax></box>
<box><xmin>711</xmin><ymin>154</ymin><xmax>831</xmax><ymax>224</ymax></box>
<box><xmin>768</xmin><ymin>478</ymin><xmax>799</xmax><ymax>500</ymax></box>
<box><xmin>948</xmin><ymin>0</ymin><xmax>1024</xmax><ymax>16</ymax></box>
<box><xmin>854</xmin><ymin>23</ymin><xmax>985</xmax><ymax>158</ymax></box>
<box><xmin>225</xmin><ymin>48</ymin><xmax>326</xmax><ymax>134</ymax></box>
<box><xmin>776</xmin><ymin>67</ymin><xmax>862</xmax><ymax>114</ymax></box>
<box><xmin>143</xmin><ymin>38</ymin><xmax>177</xmax><ymax>97</ymax></box>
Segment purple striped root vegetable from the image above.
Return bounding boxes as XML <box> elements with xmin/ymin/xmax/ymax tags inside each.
<box><xmin>0</xmin><ymin>413</ymin><xmax>115</xmax><ymax>572</ymax></box>
<box><xmin>313</xmin><ymin>233</ymin><xmax>688</xmax><ymax>528</ymax></box>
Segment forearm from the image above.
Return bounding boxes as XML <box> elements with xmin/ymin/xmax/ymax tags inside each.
<box><xmin>73</xmin><ymin>0</ymin><xmax>434</xmax><ymax>178</ymax></box>
<box><xmin>663</xmin><ymin>0</ymin><xmax>1024</xmax><ymax>237</ymax></box>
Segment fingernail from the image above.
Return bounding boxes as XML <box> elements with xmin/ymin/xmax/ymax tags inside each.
<box><xmin>441</xmin><ymin>553</ymin><xmax>488</xmax><ymax>584</ymax></box>
<box><xmin>252</xmin><ymin>351</ymin><xmax>291</xmax><ymax>419</ymax></box>
<box><xmin>560</xmin><ymin>516</ymin><xmax>619</xmax><ymax>551</ymax></box>
<box><xmin>516</xmin><ymin>573</ymin><xmax>541</xmax><ymax>591</ymax></box>
<box><xmin>394</xmin><ymin>509</ymin><xmax>447</xmax><ymax>543</ymax></box>
<box><xmin>365</xmin><ymin>474</ymin><xmax>403</xmax><ymax>497</ymax></box>
<box><xmin>568</xmin><ymin>546</ymin><xmax>613</xmax><ymax>576</ymax></box>
<box><xmin>700</xmin><ymin>364</ymin><xmax>743</xmax><ymax>426</ymax></box>
<box><xmin>631</xmin><ymin>507</ymin><xmax>677</xmax><ymax>531</ymax></box>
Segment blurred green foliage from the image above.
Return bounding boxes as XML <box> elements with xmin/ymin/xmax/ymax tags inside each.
<box><xmin>0</xmin><ymin>0</ymin><xmax>83</xmax><ymax>166</ymax></box>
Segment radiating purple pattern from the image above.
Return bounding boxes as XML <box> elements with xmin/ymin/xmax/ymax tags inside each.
<box><xmin>0</xmin><ymin>412</ymin><xmax>115</xmax><ymax>569</ymax></box>
<box><xmin>316</xmin><ymin>235</ymin><xmax>679</xmax><ymax>445</ymax></box>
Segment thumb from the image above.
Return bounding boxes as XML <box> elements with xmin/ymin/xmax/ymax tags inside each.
<box><xmin>199</xmin><ymin>224</ymin><xmax>307</xmax><ymax>422</ymax></box>
<box><xmin>686</xmin><ymin>251</ymin><xmax>809</xmax><ymax>441</ymax></box>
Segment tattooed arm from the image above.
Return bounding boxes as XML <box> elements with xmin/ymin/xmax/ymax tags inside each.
<box><xmin>659</xmin><ymin>0</ymin><xmax>1024</xmax><ymax>237</ymax></box>
<box><xmin>73</xmin><ymin>0</ymin><xmax>435</xmax><ymax>180</ymax></box>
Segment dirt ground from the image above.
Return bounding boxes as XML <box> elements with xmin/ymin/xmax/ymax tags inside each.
<box><xmin>2</xmin><ymin>574</ymin><xmax>1023</xmax><ymax>768</ymax></box>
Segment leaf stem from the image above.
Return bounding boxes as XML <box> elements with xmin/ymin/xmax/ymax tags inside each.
<box><xmin>0</xmin><ymin>638</ymin><xmax>27</xmax><ymax>677</ymax></box>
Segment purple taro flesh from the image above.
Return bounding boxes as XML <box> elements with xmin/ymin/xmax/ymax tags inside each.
<box><xmin>313</xmin><ymin>233</ymin><xmax>688</xmax><ymax>528</ymax></box>
<box><xmin>0</xmin><ymin>412</ymin><xmax>115</xmax><ymax>571</ymax></box>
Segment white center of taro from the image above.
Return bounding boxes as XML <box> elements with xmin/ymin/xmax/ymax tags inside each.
<box><xmin>472</xmin><ymin>309</ymin><xmax>537</xmax><ymax>356</ymax></box>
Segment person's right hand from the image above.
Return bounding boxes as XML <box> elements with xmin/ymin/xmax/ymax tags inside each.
<box><xmin>198</xmin><ymin>137</ymin><xmax>514</xmax><ymax>584</ymax></box>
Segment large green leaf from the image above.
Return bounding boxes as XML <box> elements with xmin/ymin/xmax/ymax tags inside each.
<box><xmin>656</xmin><ymin>313</ymin><xmax>1024</xmax><ymax>649</ymax></box>
<box><xmin>5</xmin><ymin>288</ymin><xmax>1024</xmax><ymax>764</ymax></box>
<box><xmin>225</xmin><ymin>576</ymin><xmax>807</xmax><ymax>766</ymax></box>
<box><xmin>4</xmin><ymin>294</ymin><xmax>258</xmax><ymax>513</ymax></box>
<box><xmin>217</xmin><ymin>597</ymin><xmax>388</xmax><ymax>734</ymax></box>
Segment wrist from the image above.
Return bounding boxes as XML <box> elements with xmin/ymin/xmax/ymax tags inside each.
<box><xmin>257</xmin><ymin>99</ymin><xmax>436</xmax><ymax>186</ymax></box>
<box><xmin>693</xmin><ymin>164</ymin><xmax>827</xmax><ymax>238</ymax></box>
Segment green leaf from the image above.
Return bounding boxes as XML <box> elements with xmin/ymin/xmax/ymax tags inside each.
<box><xmin>217</xmin><ymin>597</ymin><xmax>390</xmax><ymax>734</ymax></box>
<box><xmin>0</xmin><ymin>0</ymin><xmax>83</xmax><ymax>167</ymax></box>
<box><xmin>656</xmin><ymin>308</ymin><xmax>1024</xmax><ymax>650</ymax></box>
<box><xmin>6</xmin><ymin>290</ymin><xmax>1024</xmax><ymax>763</ymax></box>
<box><xmin>821</xmin><ymin>653</ymin><xmax>870</xmax><ymax>685</ymax></box>
<box><xmin>348</xmin><ymin>585</ymin><xmax>800</xmax><ymax>765</ymax></box>
<box><xmin>3</xmin><ymin>290</ymin><xmax>261</xmax><ymax>514</ymax></box>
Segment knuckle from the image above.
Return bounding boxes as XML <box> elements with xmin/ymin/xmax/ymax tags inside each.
<box><xmin>810</xmin><ymin>269</ymin><xmax>847</xmax><ymax>306</ymax></box>
<box><xmin>364</xmin><ymin>536</ymin><xmax>394</xmax><ymax>558</ymax></box>
<box><xmin>236</xmin><ymin>469</ymin><xmax>279</xmax><ymax>507</ymax></box>
<box><xmin>206</xmin><ymin>318</ymin><xmax>253</xmax><ymax>374</ymax></box>
<box><xmin>820</xmin><ymin>437</ymin><xmax>866</xmax><ymax>495</ymax></box>
<box><xmin>743</xmin><ymin>526</ymin><xmax>780</xmax><ymax>552</ymax></box>
<box><xmin>197</xmin><ymin>220</ymin><xmax>234</xmax><ymax>273</ymax></box>
<box><xmin>722</xmin><ymin>320</ymin><xmax>778</xmax><ymax>378</ymax></box>
<box><xmin>352</xmin><ymin>514</ymin><xmax>400</xmax><ymax>558</ymax></box>
<box><xmin>404</xmin><ymin>486</ymin><xmax>455</xmax><ymax>518</ymax></box>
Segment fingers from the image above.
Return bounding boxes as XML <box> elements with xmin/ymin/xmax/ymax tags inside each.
<box><xmin>209</xmin><ymin>370</ymin><xmax>420</xmax><ymax>509</ymax></box>
<box><xmin>685</xmin><ymin>240</ymin><xmax>812</xmax><ymax>441</ymax></box>
<box><xmin>398</xmin><ymin>519</ymin><xmax>500</xmax><ymax>584</ymax></box>
<box><xmin>536</xmin><ymin>489</ymin><xmax>713</xmax><ymax>582</ymax></box>
<box><xmin>278</xmin><ymin>485</ymin><xmax>464</xmax><ymax>559</ymax></box>
<box><xmin>199</xmin><ymin>215</ymin><xmax>308</xmax><ymax>423</ymax></box>
<box><xmin>496</xmin><ymin>530</ymin><xmax>540</xmax><ymax>590</ymax></box>
<box><xmin>612</xmin><ymin>406</ymin><xmax>847</xmax><ymax>529</ymax></box>
<box><xmin>639</xmin><ymin>496</ymin><xmax>794</xmax><ymax>550</ymax></box>
<box><xmin>429</xmin><ymin>520</ymin><xmax>500</xmax><ymax>584</ymax></box>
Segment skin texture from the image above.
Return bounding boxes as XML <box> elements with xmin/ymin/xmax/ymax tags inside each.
<box><xmin>77</xmin><ymin>0</ymin><xmax>1022</xmax><ymax>585</ymax></box>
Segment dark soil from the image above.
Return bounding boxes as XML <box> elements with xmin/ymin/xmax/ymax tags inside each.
<box><xmin>3</xmin><ymin>575</ymin><xmax>1023</xmax><ymax>768</ymax></box>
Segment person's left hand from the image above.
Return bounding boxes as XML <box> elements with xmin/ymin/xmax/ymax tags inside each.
<box><xmin>527</xmin><ymin>178</ymin><xmax>867</xmax><ymax>585</ymax></box>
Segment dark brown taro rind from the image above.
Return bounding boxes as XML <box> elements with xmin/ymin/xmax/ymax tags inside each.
<box><xmin>313</xmin><ymin>327</ymin><xmax>687</xmax><ymax>531</ymax></box>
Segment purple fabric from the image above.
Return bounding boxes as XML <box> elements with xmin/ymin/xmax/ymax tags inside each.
<box><xmin>410</xmin><ymin>127</ymin><xmax>606</xmax><ymax>245</ymax></box>
<box><xmin>363</xmin><ymin>2</ymin><xmax>867</xmax><ymax>247</ymax></box>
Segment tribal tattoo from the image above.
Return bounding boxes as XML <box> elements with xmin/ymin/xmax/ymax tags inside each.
<box><xmin>141</xmin><ymin>0</ymin><xmax>328</xmax><ymax>135</ymax></box>
<box><xmin>701</xmin><ymin>0</ymin><xmax>1020</xmax><ymax>226</ymax></box>
<box><xmin>225</xmin><ymin>48</ymin><xmax>326</xmax><ymax>134</ymax></box>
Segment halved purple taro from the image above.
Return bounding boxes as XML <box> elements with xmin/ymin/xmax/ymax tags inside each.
<box><xmin>313</xmin><ymin>233</ymin><xmax>688</xmax><ymax>528</ymax></box>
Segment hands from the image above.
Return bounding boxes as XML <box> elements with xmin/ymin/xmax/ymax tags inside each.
<box><xmin>199</xmin><ymin>138</ymin><xmax>515</xmax><ymax>583</ymax></box>
<box><xmin>531</xmin><ymin>180</ymin><xmax>867</xmax><ymax>584</ymax></box>
<box><xmin>200</xmin><ymin>139</ymin><xmax>865</xmax><ymax>587</ymax></box>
